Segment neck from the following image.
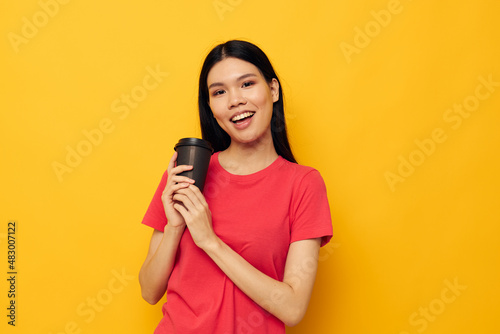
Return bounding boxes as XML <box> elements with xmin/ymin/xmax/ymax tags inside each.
<box><xmin>218</xmin><ymin>138</ymin><xmax>278</xmax><ymax>175</ymax></box>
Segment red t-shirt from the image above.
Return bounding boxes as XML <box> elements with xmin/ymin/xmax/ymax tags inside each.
<box><xmin>142</xmin><ymin>152</ymin><xmax>333</xmax><ymax>333</ymax></box>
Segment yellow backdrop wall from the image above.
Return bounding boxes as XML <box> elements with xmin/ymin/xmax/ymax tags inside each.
<box><xmin>1</xmin><ymin>0</ymin><xmax>499</xmax><ymax>333</ymax></box>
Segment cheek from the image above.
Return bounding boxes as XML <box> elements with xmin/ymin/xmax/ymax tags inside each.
<box><xmin>209</xmin><ymin>104</ymin><xmax>231</xmax><ymax>131</ymax></box>
<box><xmin>209</xmin><ymin>100</ymin><xmax>226</xmax><ymax>120</ymax></box>
<box><xmin>253</xmin><ymin>87</ymin><xmax>274</xmax><ymax>107</ymax></box>
<box><xmin>254</xmin><ymin>91</ymin><xmax>274</xmax><ymax>120</ymax></box>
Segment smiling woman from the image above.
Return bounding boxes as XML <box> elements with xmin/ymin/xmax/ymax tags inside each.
<box><xmin>206</xmin><ymin>57</ymin><xmax>279</xmax><ymax>157</ymax></box>
<box><xmin>139</xmin><ymin>40</ymin><xmax>333</xmax><ymax>334</ymax></box>
<box><xmin>198</xmin><ymin>40</ymin><xmax>296</xmax><ymax>163</ymax></box>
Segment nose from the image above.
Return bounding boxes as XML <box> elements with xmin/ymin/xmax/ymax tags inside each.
<box><xmin>227</xmin><ymin>89</ymin><xmax>246</xmax><ymax>109</ymax></box>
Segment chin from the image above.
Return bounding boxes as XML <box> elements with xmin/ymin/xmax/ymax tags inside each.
<box><xmin>237</xmin><ymin>134</ymin><xmax>272</xmax><ymax>146</ymax></box>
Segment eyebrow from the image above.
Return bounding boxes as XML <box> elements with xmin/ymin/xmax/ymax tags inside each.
<box><xmin>208</xmin><ymin>73</ymin><xmax>258</xmax><ymax>90</ymax></box>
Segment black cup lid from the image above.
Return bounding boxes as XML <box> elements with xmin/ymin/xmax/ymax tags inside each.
<box><xmin>174</xmin><ymin>138</ymin><xmax>214</xmax><ymax>152</ymax></box>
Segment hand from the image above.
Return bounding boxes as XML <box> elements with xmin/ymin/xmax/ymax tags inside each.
<box><xmin>161</xmin><ymin>152</ymin><xmax>195</xmax><ymax>229</ymax></box>
<box><xmin>172</xmin><ymin>184</ymin><xmax>218</xmax><ymax>250</ymax></box>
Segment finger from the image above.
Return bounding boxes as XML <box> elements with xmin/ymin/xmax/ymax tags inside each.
<box><xmin>167</xmin><ymin>182</ymin><xmax>191</xmax><ymax>195</ymax></box>
<box><xmin>169</xmin><ymin>165</ymin><xmax>195</xmax><ymax>183</ymax></box>
<box><xmin>173</xmin><ymin>196</ymin><xmax>198</xmax><ymax>223</ymax></box>
<box><xmin>170</xmin><ymin>175</ymin><xmax>194</xmax><ymax>184</ymax></box>
<box><xmin>176</xmin><ymin>186</ymin><xmax>206</xmax><ymax>213</ymax></box>
<box><xmin>170</xmin><ymin>164</ymin><xmax>193</xmax><ymax>175</ymax></box>
<box><xmin>168</xmin><ymin>165</ymin><xmax>194</xmax><ymax>179</ymax></box>
<box><xmin>167</xmin><ymin>151</ymin><xmax>178</xmax><ymax>173</ymax></box>
<box><xmin>163</xmin><ymin>176</ymin><xmax>191</xmax><ymax>197</ymax></box>
<box><xmin>172</xmin><ymin>191</ymin><xmax>199</xmax><ymax>213</ymax></box>
<box><xmin>167</xmin><ymin>152</ymin><xmax>193</xmax><ymax>179</ymax></box>
<box><xmin>187</xmin><ymin>184</ymin><xmax>208</xmax><ymax>207</ymax></box>
<box><xmin>164</xmin><ymin>167</ymin><xmax>195</xmax><ymax>192</ymax></box>
<box><xmin>173</xmin><ymin>202</ymin><xmax>189</xmax><ymax>220</ymax></box>
<box><xmin>172</xmin><ymin>192</ymin><xmax>193</xmax><ymax>208</ymax></box>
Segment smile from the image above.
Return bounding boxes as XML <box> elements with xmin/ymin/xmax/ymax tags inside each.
<box><xmin>231</xmin><ymin>111</ymin><xmax>255</xmax><ymax>123</ymax></box>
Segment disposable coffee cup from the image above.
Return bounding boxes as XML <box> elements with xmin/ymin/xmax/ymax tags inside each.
<box><xmin>174</xmin><ymin>138</ymin><xmax>213</xmax><ymax>192</ymax></box>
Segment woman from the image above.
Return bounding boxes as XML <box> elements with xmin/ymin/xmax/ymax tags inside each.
<box><xmin>139</xmin><ymin>40</ymin><xmax>333</xmax><ymax>333</ymax></box>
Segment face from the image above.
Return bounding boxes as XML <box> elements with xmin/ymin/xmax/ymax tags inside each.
<box><xmin>207</xmin><ymin>57</ymin><xmax>279</xmax><ymax>146</ymax></box>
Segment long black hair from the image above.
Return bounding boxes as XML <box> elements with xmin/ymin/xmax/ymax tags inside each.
<box><xmin>198</xmin><ymin>40</ymin><xmax>296</xmax><ymax>163</ymax></box>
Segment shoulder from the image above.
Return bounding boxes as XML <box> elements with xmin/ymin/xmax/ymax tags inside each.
<box><xmin>274</xmin><ymin>159</ymin><xmax>328</xmax><ymax>198</ymax></box>
<box><xmin>280</xmin><ymin>159</ymin><xmax>325</xmax><ymax>185</ymax></box>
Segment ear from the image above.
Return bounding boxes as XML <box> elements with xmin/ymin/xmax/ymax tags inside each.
<box><xmin>270</xmin><ymin>78</ymin><xmax>280</xmax><ymax>103</ymax></box>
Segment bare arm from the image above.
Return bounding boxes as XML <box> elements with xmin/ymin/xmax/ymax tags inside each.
<box><xmin>139</xmin><ymin>226</ymin><xmax>184</xmax><ymax>304</ymax></box>
<box><xmin>205</xmin><ymin>237</ymin><xmax>321</xmax><ymax>326</ymax></box>
<box><xmin>139</xmin><ymin>152</ymin><xmax>194</xmax><ymax>304</ymax></box>
<box><xmin>173</xmin><ymin>184</ymin><xmax>322</xmax><ymax>326</ymax></box>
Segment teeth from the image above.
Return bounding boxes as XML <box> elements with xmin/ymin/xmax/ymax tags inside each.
<box><xmin>231</xmin><ymin>112</ymin><xmax>255</xmax><ymax>122</ymax></box>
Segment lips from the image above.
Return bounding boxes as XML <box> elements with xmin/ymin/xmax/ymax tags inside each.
<box><xmin>231</xmin><ymin>111</ymin><xmax>255</xmax><ymax>123</ymax></box>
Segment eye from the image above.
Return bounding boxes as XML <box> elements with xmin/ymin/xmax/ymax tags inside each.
<box><xmin>212</xmin><ymin>89</ymin><xmax>225</xmax><ymax>96</ymax></box>
<box><xmin>242</xmin><ymin>81</ymin><xmax>255</xmax><ymax>88</ymax></box>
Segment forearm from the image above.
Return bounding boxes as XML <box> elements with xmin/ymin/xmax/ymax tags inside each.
<box><xmin>203</xmin><ymin>238</ymin><xmax>318</xmax><ymax>327</ymax></box>
<box><xmin>139</xmin><ymin>225</ymin><xmax>185</xmax><ymax>304</ymax></box>
<box><xmin>171</xmin><ymin>183</ymin><xmax>320</xmax><ymax>325</ymax></box>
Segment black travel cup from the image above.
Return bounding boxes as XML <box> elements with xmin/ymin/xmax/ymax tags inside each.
<box><xmin>174</xmin><ymin>138</ymin><xmax>213</xmax><ymax>192</ymax></box>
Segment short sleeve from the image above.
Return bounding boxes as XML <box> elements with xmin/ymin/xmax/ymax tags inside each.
<box><xmin>290</xmin><ymin>169</ymin><xmax>333</xmax><ymax>247</ymax></box>
<box><xmin>142</xmin><ymin>170</ymin><xmax>169</xmax><ymax>231</ymax></box>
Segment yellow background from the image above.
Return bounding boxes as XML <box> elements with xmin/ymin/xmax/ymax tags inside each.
<box><xmin>1</xmin><ymin>0</ymin><xmax>499</xmax><ymax>333</ymax></box>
